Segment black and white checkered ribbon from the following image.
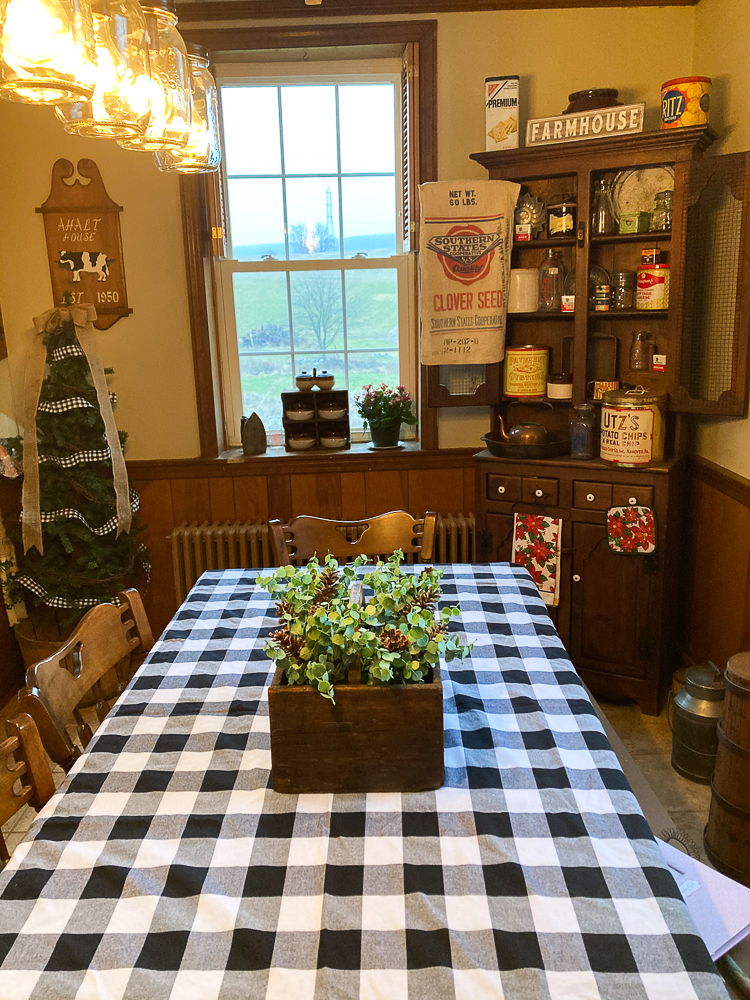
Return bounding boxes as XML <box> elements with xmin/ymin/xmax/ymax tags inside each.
<box><xmin>38</xmin><ymin>446</ymin><xmax>111</xmax><ymax>468</ymax></box>
<box><xmin>37</xmin><ymin>489</ymin><xmax>140</xmax><ymax>534</ymax></box>
<box><xmin>50</xmin><ymin>344</ymin><xmax>85</xmax><ymax>362</ymax></box>
<box><xmin>38</xmin><ymin>392</ymin><xmax>117</xmax><ymax>414</ymax></box>
<box><xmin>16</xmin><ymin>542</ymin><xmax>149</xmax><ymax>608</ymax></box>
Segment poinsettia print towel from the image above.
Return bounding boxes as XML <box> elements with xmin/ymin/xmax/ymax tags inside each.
<box><xmin>607</xmin><ymin>505</ymin><xmax>657</xmax><ymax>555</ymax></box>
<box><xmin>512</xmin><ymin>513</ymin><xmax>561</xmax><ymax>606</ymax></box>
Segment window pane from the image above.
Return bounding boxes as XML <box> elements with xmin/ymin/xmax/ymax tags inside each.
<box><xmin>233</xmin><ymin>271</ymin><xmax>290</xmax><ymax>352</ymax></box>
<box><xmin>339</xmin><ymin>84</ymin><xmax>395</xmax><ymax>173</ymax></box>
<box><xmin>294</xmin><ymin>352</ymin><xmax>346</xmax><ymax>386</ymax></box>
<box><xmin>228</xmin><ymin>179</ymin><xmax>285</xmax><ymax>259</ymax></box>
<box><xmin>345</xmin><ymin>269</ymin><xmax>398</xmax><ymax>350</ymax></box>
<box><xmin>281</xmin><ymin>85</ymin><xmax>337</xmax><ymax>174</ymax></box>
<box><xmin>221</xmin><ymin>87</ymin><xmax>281</xmax><ymax>176</ymax></box>
<box><xmin>347</xmin><ymin>350</ymin><xmax>400</xmax><ymax>429</ymax></box>
<box><xmin>239</xmin><ymin>354</ymin><xmax>291</xmax><ymax>435</ymax></box>
<box><xmin>286</xmin><ymin>178</ymin><xmax>341</xmax><ymax>260</ymax></box>
<box><xmin>290</xmin><ymin>271</ymin><xmax>344</xmax><ymax>352</ymax></box>
<box><xmin>342</xmin><ymin>176</ymin><xmax>396</xmax><ymax>257</ymax></box>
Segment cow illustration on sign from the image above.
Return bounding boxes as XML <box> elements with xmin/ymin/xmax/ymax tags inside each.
<box><xmin>37</xmin><ymin>158</ymin><xmax>132</xmax><ymax>330</ymax></box>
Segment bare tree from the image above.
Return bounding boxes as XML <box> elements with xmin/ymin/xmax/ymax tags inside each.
<box><xmin>293</xmin><ymin>271</ymin><xmax>343</xmax><ymax>351</ymax></box>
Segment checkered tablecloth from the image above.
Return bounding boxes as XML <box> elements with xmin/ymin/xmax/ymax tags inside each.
<box><xmin>0</xmin><ymin>565</ymin><xmax>728</xmax><ymax>1000</ymax></box>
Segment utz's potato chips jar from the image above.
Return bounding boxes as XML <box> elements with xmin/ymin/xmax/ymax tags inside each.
<box><xmin>661</xmin><ymin>76</ymin><xmax>711</xmax><ymax>129</ymax></box>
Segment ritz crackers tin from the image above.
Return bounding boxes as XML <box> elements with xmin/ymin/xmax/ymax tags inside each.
<box><xmin>503</xmin><ymin>345</ymin><xmax>548</xmax><ymax>397</ymax></box>
<box><xmin>661</xmin><ymin>76</ymin><xmax>711</xmax><ymax>129</ymax></box>
<box><xmin>600</xmin><ymin>388</ymin><xmax>666</xmax><ymax>467</ymax></box>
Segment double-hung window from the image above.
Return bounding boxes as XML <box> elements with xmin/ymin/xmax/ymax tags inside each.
<box><xmin>214</xmin><ymin>59</ymin><xmax>416</xmax><ymax>446</ymax></box>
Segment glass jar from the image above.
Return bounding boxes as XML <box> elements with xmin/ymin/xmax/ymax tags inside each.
<box><xmin>155</xmin><ymin>43</ymin><xmax>221</xmax><ymax>172</ymax></box>
<box><xmin>591</xmin><ymin>177</ymin><xmax>617</xmax><ymax>236</ymax></box>
<box><xmin>118</xmin><ymin>0</ymin><xmax>190</xmax><ymax>150</ymax></box>
<box><xmin>611</xmin><ymin>270</ymin><xmax>636</xmax><ymax>310</ymax></box>
<box><xmin>651</xmin><ymin>190</ymin><xmax>673</xmax><ymax>232</ymax></box>
<box><xmin>547</xmin><ymin>373</ymin><xmax>572</xmax><ymax>400</ymax></box>
<box><xmin>630</xmin><ymin>330</ymin><xmax>653</xmax><ymax>371</ymax></box>
<box><xmin>55</xmin><ymin>0</ymin><xmax>151</xmax><ymax>138</ymax></box>
<box><xmin>570</xmin><ymin>403</ymin><xmax>597</xmax><ymax>460</ymax></box>
<box><xmin>538</xmin><ymin>249</ymin><xmax>566</xmax><ymax>311</ymax></box>
<box><xmin>0</xmin><ymin>0</ymin><xmax>97</xmax><ymax>103</ymax></box>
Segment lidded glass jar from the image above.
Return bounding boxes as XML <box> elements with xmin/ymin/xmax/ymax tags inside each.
<box><xmin>651</xmin><ymin>190</ymin><xmax>673</xmax><ymax>232</ymax></box>
<box><xmin>0</xmin><ymin>0</ymin><xmax>97</xmax><ymax>103</ymax></box>
<box><xmin>611</xmin><ymin>270</ymin><xmax>636</xmax><ymax>310</ymax></box>
<box><xmin>154</xmin><ymin>43</ymin><xmax>220</xmax><ymax>172</ymax></box>
<box><xmin>55</xmin><ymin>0</ymin><xmax>151</xmax><ymax>138</ymax></box>
<box><xmin>118</xmin><ymin>0</ymin><xmax>189</xmax><ymax>150</ymax></box>
<box><xmin>570</xmin><ymin>403</ymin><xmax>597</xmax><ymax>460</ymax></box>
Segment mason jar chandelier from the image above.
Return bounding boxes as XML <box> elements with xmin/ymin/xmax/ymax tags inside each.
<box><xmin>0</xmin><ymin>0</ymin><xmax>219</xmax><ymax>172</ymax></box>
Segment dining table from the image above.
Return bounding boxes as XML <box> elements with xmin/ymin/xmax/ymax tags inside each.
<box><xmin>0</xmin><ymin>563</ymin><xmax>729</xmax><ymax>1000</ymax></box>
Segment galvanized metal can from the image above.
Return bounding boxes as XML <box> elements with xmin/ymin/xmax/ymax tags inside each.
<box><xmin>503</xmin><ymin>345</ymin><xmax>548</xmax><ymax>398</ymax></box>
<box><xmin>600</xmin><ymin>387</ymin><xmax>666</xmax><ymax>466</ymax></box>
<box><xmin>670</xmin><ymin>663</ymin><xmax>725</xmax><ymax>784</ymax></box>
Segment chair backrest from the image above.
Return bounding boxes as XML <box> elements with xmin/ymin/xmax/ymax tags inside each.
<box><xmin>25</xmin><ymin>589</ymin><xmax>154</xmax><ymax>753</ymax></box>
<box><xmin>269</xmin><ymin>510</ymin><xmax>437</xmax><ymax>565</ymax></box>
<box><xmin>0</xmin><ymin>713</ymin><xmax>56</xmax><ymax>866</ymax></box>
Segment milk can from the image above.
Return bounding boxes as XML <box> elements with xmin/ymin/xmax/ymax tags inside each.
<box><xmin>669</xmin><ymin>662</ymin><xmax>725</xmax><ymax>784</ymax></box>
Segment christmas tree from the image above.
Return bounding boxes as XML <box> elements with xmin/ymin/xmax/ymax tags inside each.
<box><xmin>6</xmin><ymin>305</ymin><xmax>148</xmax><ymax>623</ymax></box>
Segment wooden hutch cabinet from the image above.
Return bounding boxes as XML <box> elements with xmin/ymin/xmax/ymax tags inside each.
<box><xmin>469</xmin><ymin>126</ymin><xmax>750</xmax><ymax>714</ymax></box>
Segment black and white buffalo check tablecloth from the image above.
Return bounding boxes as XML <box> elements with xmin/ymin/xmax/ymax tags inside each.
<box><xmin>0</xmin><ymin>565</ymin><xmax>728</xmax><ymax>1000</ymax></box>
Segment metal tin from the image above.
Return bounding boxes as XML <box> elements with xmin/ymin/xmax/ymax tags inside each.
<box><xmin>637</xmin><ymin>263</ymin><xmax>670</xmax><ymax>310</ymax></box>
<box><xmin>600</xmin><ymin>387</ymin><xmax>666</xmax><ymax>466</ymax></box>
<box><xmin>641</xmin><ymin>248</ymin><xmax>662</xmax><ymax>265</ymax></box>
<box><xmin>593</xmin><ymin>284</ymin><xmax>611</xmax><ymax>311</ymax></box>
<box><xmin>503</xmin><ymin>345</ymin><xmax>549</xmax><ymax>398</ymax></box>
<box><xmin>661</xmin><ymin>75</ymin><xmax>711</xmax><ymax>130</ymax></box>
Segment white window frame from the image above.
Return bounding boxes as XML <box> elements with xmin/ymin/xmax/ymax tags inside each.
<box><xmin>213</xmin><ymin>62</ymin><xmax>417</xmax><ymax>448</ymax></box>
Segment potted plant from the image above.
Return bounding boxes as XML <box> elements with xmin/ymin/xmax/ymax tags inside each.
<box><xmin>354</xmin><ymin>382</ymin><xmax>417</xmax><ymax>449</ymax></box>
<box><xmin>258</xmin><ymin>551</ymin><xmax>471</xmax><ymax>793</ymax></box>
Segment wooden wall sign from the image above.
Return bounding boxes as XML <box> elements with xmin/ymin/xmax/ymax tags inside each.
<box><xmin>525</xmin><ymin>103</ymin><xmax>645</xmax><ymax>147</ymax></box>
<box><xmin>36</xmin><ymin>159</ymin><xmax>132</xmax><ymax>330</ymax></box>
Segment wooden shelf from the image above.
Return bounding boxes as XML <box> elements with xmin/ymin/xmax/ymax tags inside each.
<box><xmin>590</xmin><ymin>231</ymin><xmax>672</xmax><ymax>245</ymax></box>
<box><xmin>513</xmin><ymin>237</ymin><xmax>576</xmax><ymax>249</ymax></box>
<box><xmin>589</xmin><ymin>309</ymin><xmax>668</xmax><ymax>320</ymax></box>
<box><xmin>508</xmin><ymin>311</ymin><xmax>575</xmax><ymax>320</ymax></box>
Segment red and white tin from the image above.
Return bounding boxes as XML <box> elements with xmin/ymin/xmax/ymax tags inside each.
<box><xmin>637</xmin><ymin>263</ymin><xmax>670</xmax><ymax>310</ymax></box>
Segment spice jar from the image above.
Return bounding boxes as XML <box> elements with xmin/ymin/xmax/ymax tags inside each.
<box><xmin>651</xmin><ymin>190</ymin><xmax>673</xmax><ymax>232</ymax></box>
<box><xmin>548</xmin><ymin>193</ymin><xmax>576</xmax><ymax>238</ymax></box>
<box><xmin>630</xmin><ymin>330</ymin><xmax>653</xmax><ymax>371</ymax></box>
<box><xmin>612</xmin><ymin>270</ymin><xmax>636</xmax><ymax>310</ymax></box>
<box><xmin>547</xmin><ymin>373</ymin><xmax>573</xmax><ymax>400</ymax></box>
<box><xmin>570</xmin><ymin>404</ymin><xmax>597</xmax><ymax>460</ymax></box>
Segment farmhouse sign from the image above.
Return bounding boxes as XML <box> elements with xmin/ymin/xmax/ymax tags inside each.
<box><xmin>525</xmin><ymin>103</ymin><xmax>645</xmax><ymax>147</ymax></box>
<box><xmin>37</xmin><ymin>159</ymin><xmax>132</xmax><ymax>330</ymax></box>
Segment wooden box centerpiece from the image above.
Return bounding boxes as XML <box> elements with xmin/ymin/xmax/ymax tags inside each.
<box><xmin>261</xmin><ymin>554</ymin><xmax>471</xmax><ymax>794</ymax></box>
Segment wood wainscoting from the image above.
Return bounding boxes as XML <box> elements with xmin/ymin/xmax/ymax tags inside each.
<box><xmin>129</xmin><ymin>449</ymin><xmax>477</xmax><ymax>637</ymax></box>
<box><xmin>683</xmin><ymin>457</ymin><xmax>750</xmax><ymax>671</ymax></box>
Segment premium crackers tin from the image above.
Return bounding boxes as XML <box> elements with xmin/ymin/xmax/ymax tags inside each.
<box><xmin>485</xmin><ymin>76</ymin><xmax>520</xmax><ymax>151</ymax></box>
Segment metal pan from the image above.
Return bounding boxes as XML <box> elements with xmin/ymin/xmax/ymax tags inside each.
<box><xmin>481</xmin><ymin>431</ymin><xmax>570</xmax><ymax>459</ymax></box>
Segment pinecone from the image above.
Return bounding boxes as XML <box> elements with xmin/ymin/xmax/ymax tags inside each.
<box><xmin>275</xmin><ymin>596</ymin><xmax>293</xmax><ymax>619</ymax></box>
<box><xmin>380</xmin><ymin>625</ymin><xmax>410</xmax><ymax>652</ymax></box>
<box><xmin>414</xmin><ymin>583</ymin><xmax>442</xmax><ymax>610</ymax></box>
<box><xmin>428</xmin><ymin>621</ymin><xmax>445</xmax><ymax>641</ymax></box>
<box><xmin>310</xmin><ymin>565</ymin><xmax>339</xmax><ymax>608</ymax></box>
<box><xmin>270</xmin><ymin>626</ymin><xmax>303</xmax><ymax>658</ymax></box>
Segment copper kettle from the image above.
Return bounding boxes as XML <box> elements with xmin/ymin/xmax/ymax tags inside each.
<box><xmin>496</xmin><ymin>415</ymin><xmax>552</xmax><ymax>445</ymax></box>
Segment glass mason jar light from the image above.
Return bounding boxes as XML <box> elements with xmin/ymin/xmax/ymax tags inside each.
<box><xmin>55</xmin><ymin>0</ymin><xmax>151</xmax><ymax>137</ymax></box>
<box><xmin>154</xmin><ymin>43</ymin><xmax>220</xmax><ymax>173</ymax></box>
<box><xmin>0</xmin><ymin>0</ymin><xmax>97</xmax><ymax>104</ymax></box>
<box><xmin>118</xmin><ymin>0</ymin><xmax>189</xmax><ymax>150</ymax></box>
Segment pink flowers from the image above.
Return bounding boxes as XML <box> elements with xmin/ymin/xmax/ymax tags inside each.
<box><xmin>355</xmin><ymin>383</ymin><xmax>417</xmax><ymax>428</ymax></box>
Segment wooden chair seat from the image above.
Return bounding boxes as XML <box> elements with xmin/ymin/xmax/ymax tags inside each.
<box><xmin>0</xmin><ymin>714</ymin><xmax>56</xmax><ymax>867</ymax></box>
<box><xmin>269</xmin><ymin>510</ymin><xmax>437</xmax><ymax>565</ymax></box>
<box><xmin>11</xmin><ymin>589</ymin><xmax>154</xmax><ymax>772</ymax></box>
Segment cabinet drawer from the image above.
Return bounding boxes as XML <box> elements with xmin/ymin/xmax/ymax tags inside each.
<box><xmin>487</xmin><ymin>474</ymin><xmax>522</xmax><ymax>502</ymax></box>
<box><xmin>612</xmin><ymin>485</ymin><xmax>654</xmax><ymax>507</ymax></box>
<box><xmin>522</xmin><ymin>477</ymin><xmax>559</xmax><ymax>505</ymax></box>
<box><xmin>573</xmin><ymin>482</ymin><xmax>613</xmax><ymax>510</ymax></box>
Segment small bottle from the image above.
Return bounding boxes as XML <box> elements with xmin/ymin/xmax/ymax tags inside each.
<box><xmin>591</xmin><ymin>178</ymin><xmax>617</xmax><ymax>236</ymax></box>
<box><xmin>651</xmin><ymin>190</ymin><xmax>673</xmax><ymax>232</ymax></box>
<box><xmin>630</xmin><ymin>330</ymin><xmax>653</xmax><ymax>371</ymax></box>
<box><xmin>611</xmin><ymin>270</ymin><xmax>636</xmax><ymax>310</ymax></box>
<box><xmin>570</xmin><ymin>403</ymin><xmax>598</xmax><ymax>460</ymax></box>
<box><xmin>539</xmin><ymin>249</ymin><xmax>566</xmax><ymax>311</ymax></box>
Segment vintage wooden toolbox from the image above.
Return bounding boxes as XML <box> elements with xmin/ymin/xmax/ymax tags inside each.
<box><xmin>268</xmin><ymin>664</ymin><xmax>445</xmax><ymax>794</ymax></box>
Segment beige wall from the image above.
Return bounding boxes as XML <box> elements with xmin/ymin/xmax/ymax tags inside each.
<box><xmin>0</xmin><ymin>5</ymin><xmax>714</xmax><ymax>458</ymax></box>
<box><xmin>690</xmin><ymin>0</ymin><xmax>750</xmax><ymax>477</ymax></box>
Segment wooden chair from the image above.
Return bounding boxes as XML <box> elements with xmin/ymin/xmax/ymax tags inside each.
<box><xmin>269</xmin><ymin>510</ymin><xmax>437</xmax><ymax>566</ymax></box>
<box><xmin>15</xmin><ymin>589</ymin><xmax>154</xmax><ymax>772</ymax></box>
<box><xmin>0</xmin><ymin>713</ymin><xmax>56</xmax><ymax>867</ymax></box>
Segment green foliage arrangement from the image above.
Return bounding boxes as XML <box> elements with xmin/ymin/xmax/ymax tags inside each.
<box><xmin>257</xmin><ymin>551</ymin><xmax>471</xmax><ymax>702</ymax></box>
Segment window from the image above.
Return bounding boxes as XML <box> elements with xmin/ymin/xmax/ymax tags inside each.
<box><xmin>214</xmin><ymin>62</ymin><xmax>417</xmax><ymax>445</ymax></box>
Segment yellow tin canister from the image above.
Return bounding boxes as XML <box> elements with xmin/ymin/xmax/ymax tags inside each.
<box><xmin>661</xmin><ymin>76</ymin><xmax>711</xmax><ymax>129</ymax></box>
<box><xmin>503</xmin><ymin>345</ymin><xmax>548</xmax><ymax>397</ymax></box>
<box><xmin>600</xmin><ymin>388</ymin><xmax>666</xmax><ymax>467</ymax></box>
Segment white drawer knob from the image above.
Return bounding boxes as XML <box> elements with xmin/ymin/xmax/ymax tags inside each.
<box><xmin>629</xmin><ymin>496</ymin><xmax>637</xmax><ymax>505</ymax></box>
<box><xmin>498</xmin><ymin>486</ymin><xmax>506</xmax><ymax>494</ymax></box>
<box><xmin>535</xmin><ymin>489</ymin><xmax>543</xmax><ymax>497</ymax></box>
<box><xmin>586</xmin><ymin>493</ymin><xmax>595</xmax><ymax>502</ymax></box>
<box><xmin>573</xmin><ymin>574</ymin><xmax>581</xmax><ymax>583</ymax></box>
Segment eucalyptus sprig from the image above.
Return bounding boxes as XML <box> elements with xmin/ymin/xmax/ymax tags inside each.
<box><xmin>257</xmin><ymin>551</ymin><xmax>471</xmax><ymax>703</ymax></box>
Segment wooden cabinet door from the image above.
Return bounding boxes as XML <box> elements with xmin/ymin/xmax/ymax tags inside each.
<box><xmin>570</xmin><ymin>522</ymin><xmax>654</xmax><ymax>679</ymax></box>
<box><xmin>485</xmin><ymin>513</ymin><xmax>514</xmax><ymax>562</ymax></box>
